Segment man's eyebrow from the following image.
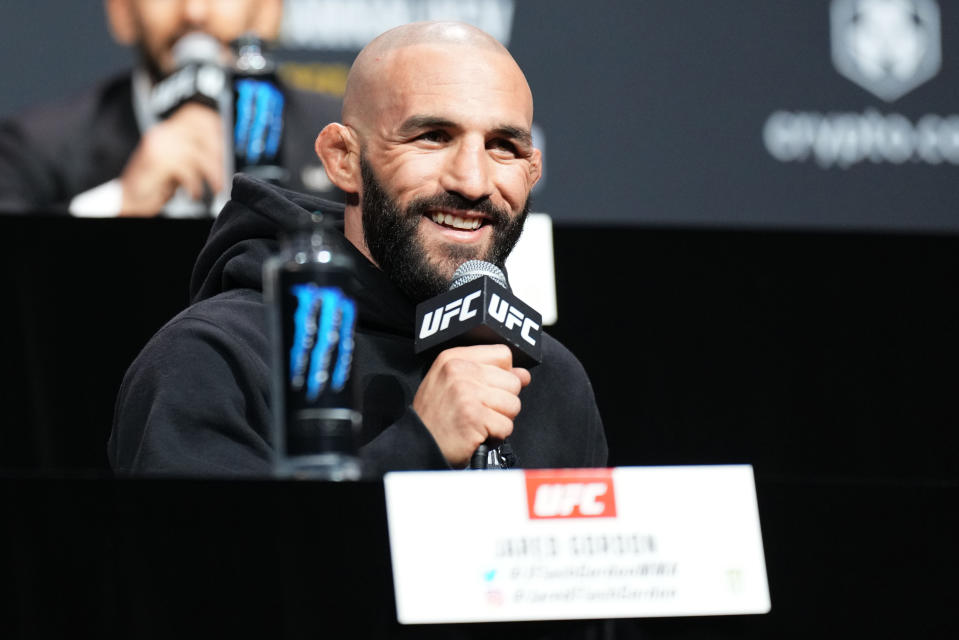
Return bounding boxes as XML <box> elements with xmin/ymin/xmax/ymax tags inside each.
<box><xmin>397</xmin><ymin>115</ymin><xmax>457</xmax><ymax>135</ymax></box>
<box><xmin>491</xmin><ymin>124</ymin><xmax>533</xmax><ymax>148</ymax></box>
<box><xmin>397</xmin><ymin>116</ymin><xmax>533</xmax><ymax>147</ymax></box>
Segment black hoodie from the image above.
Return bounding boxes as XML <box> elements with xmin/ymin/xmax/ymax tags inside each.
<box><xmin>109</xmin><ymin>176</ymin><xmax>607</xmax><ymax>476</ymax></box>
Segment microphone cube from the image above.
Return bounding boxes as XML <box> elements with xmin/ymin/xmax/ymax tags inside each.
<box><xmin>414</xmin><ymin>276</ymin><xmax>543</xmax><ymax>367</ymax></box>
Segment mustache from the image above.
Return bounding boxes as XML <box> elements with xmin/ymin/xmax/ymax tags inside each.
<box><xmin>405</xmin><ymin>192</ymin><xmax>512</xmax><ymax>226</ymax></box>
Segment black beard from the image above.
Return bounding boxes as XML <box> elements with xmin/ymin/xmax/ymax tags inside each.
<box><xmin>360</xmin><ymin>156</ymin><xmax>530</xmax><ymax>303</ymax></box>
<box><xmin>138</xmin><ymin>45</ymin><xmax>166</xmax><ymax>83</ymax></box>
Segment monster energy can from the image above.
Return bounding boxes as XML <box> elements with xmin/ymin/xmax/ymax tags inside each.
<box><xmin>263</xmin><ymin>212</ymin><xmax>362</xmax><ymax>480</ymax></box>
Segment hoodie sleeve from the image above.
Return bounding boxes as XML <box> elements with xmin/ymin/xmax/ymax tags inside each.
<box><xmin>108</xmin><ymin>300</ymin><xmax>452</xmax><ymax>477</ymax></box>
<box><xmin>109</xmin><ymin>313</ymin><xmax>274</xmax><ymax>477</ymax></box>
<box><xmin>358</xmin><ymin>406</ymin><xmax>452</xmax><ymax>474</ymax></box>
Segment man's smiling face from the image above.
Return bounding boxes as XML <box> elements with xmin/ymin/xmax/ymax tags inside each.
<box><xmin>358</xmin><ymin>151</ymin><xmax>529</xmax><ymax>302</ymax></box>
<box><xmin>351</xmin><ymin>40</ymin><xmax>542</xmax><ymax>299</ymax></box>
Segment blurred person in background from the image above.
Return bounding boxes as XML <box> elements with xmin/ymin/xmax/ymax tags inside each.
<box><xmin>0</xmin><ymin>0</ymin><xmax>340</xmax><ymax>217</ymax></box>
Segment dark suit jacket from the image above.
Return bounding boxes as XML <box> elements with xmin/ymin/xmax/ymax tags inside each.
<box><xmin>0</xmin><ymin>72</ymin><xmax>342</xmax><ymax>214</ymax></box>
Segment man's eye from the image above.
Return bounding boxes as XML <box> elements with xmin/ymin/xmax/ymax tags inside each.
<box><xmin>416</xmin><ymin>130</ymin><xmax>448</xmax><ymax>143</ymax></box>
<box><xmin>488</xmin><ymin>139</ymin><xmax>519</xmax><ymax>156</ymax></box>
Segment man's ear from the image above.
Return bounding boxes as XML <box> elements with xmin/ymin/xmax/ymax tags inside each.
<box><xmin>104</xmin><ymin>0</ymin><xmax>137</xmax><ymax>45</ymax></box>
<box><xmin>251</xmin><ymin>0</ymin><xmax>284</xmax><ymax>41</ymax></box>
<box><xmin>315</xmin><ymin>123</ymin><xmax>362</xmax><ymax>194</ymax></box>
<box><xmin>529</xmin><ymin>148</ymin><xmax>543</xmax><ymax>190</ymax></box>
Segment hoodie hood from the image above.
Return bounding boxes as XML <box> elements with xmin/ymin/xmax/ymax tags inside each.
<box><xmin>190</xmin><ymin>174</ymin><xmax>416</xmax><ymax>337</ymax></box>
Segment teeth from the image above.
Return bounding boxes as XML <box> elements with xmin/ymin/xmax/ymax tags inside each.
<box><xmin>431</xmin><ymin>212</ymin><xmax>482</xmax><ymax>230</ymax></box>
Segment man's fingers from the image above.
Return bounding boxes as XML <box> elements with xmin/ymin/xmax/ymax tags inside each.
<box><xmin>474</xmin><ymin>362</ymin><xmax>525</xmax><ymax>394</ymax></box>
<box><xmin>194</xmin><ymin>144</ymin><xmax>224</xmax><ymax>194</ymax></box>
<box><xmin>437</xmin><ymin>355</ymin><xmax>526</xmax><ymax>396</ymax></box>
<box><xmin>436</xmin><ymin>344</ymin><xmax>514</xmax><ymax>370</ymax></box>
<box><xmin>480</xmin><ymin>406</ymin><xmax>514</xmax><ymax>442</ymax></box>
<box><xmin>169</xmin><ymin>140</ymin><xmax>222</xmax><ymax>198</ymax></box>
<box><xmin>481</xmin><ymin>386</ymin><xmax>522</xmax><ymax>420</ymax></box>
<box><xmin>169</xmin><ymin>158</ymin><xmax>206</xmax><ymax>201</ymax></box>
<box><xmin>189</xmin><ymin>121</ymin><xmax>225</xmax><ymax>192</ymax></box>
<box><xmin>512</xmin><ymin>367</ymin><xmax>532</xmax><ymax>387</ymax></box>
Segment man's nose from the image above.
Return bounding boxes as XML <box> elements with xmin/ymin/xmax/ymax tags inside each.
<box><xmin>440</xmin><ymin>139</ymin><xmax>493</xmax><ymax>202</ymax></box>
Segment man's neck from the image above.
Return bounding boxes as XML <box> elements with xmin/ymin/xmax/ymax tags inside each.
<box><xmin>343</xmin><ymin>205</ymin><xmax>378</xmax><ymax>267</ymax></box>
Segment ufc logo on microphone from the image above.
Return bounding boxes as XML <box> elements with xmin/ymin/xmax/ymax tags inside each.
<box><xmin>525</xmin><ymin>470</ymin><xmax>617</xmax><ymax>519</ymax></box>
<box><xmin>487</xmin><ymin>293</ymin><xmax>539</xmax><ymax>346</ymax></box>
<box><xmin>418</xmin><ymin>290</ymin><xmax>482</xmax><ymax>339</ymax></box>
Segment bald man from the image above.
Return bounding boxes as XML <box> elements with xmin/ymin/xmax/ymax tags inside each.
<box><xmin>109</xmin><ymin>22</ymin><xmax>607</xmax><ymax>475</ymax></box>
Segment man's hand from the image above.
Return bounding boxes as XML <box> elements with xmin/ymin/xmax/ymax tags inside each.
<box><xmin>119</xmin><ymin>104</ymin><xmax>224</xmax><ymax>217</ymax></box>
<box><xmin>413</xmin><ymin>344</ymin><xmax>531</xmax><ymax>468</ymax></box>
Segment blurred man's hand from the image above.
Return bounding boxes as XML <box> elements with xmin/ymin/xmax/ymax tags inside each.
<box><xmin>118</xmin><ymin>104</ymin><xmax>224</xmax><ymax>217</ymax></box>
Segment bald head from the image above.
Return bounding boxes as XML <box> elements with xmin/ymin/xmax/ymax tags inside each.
<box><xmin>355</xmin><ymin>20</ymin><xmax>509</xmax><ymax>60</ymax></box>
<box><xmin>313</xmin><ymin>20</ymin><xmax>542</xmax><ymax>290</ymax></box>
<box><xmin>343</xmin><ymin>21</ymin><xmax>532</xmax><ymax>130</ymax></box>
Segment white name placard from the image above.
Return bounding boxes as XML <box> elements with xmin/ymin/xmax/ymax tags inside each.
<box><xmin>384</xmin><ymin>465</ymin><xmax>770</xmax><ymax>624</ymax></box>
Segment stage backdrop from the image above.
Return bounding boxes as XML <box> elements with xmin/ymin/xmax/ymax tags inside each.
<box><xmin>2</xmin><ymin>0</ymin><xmax>957</xmax><ymax>231</ymax></box>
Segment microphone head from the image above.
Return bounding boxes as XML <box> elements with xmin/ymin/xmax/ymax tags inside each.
<box><xmin>172</xmin><ymin>32</ymin><xmax>222</xmax><ymax>66</ymax></box>
<box><xmin>449</xmin><ymin>260</ymin><xmax>508</xmax><ymax>291</ymax></box>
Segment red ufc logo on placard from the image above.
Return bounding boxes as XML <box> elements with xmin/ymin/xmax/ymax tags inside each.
<box><xmin>525</xmin><ymin>469</ymin><xmax>617</xmax><ymax>519</ymax></box>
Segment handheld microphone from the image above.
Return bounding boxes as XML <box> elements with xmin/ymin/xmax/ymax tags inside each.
<box><xmin>414</xmin><ymin>260</ymin><xmax>543</xmax><ymax>469</ymax></box>
<box><xmin>147</xmin><ymin>32</ymin><xmax>234</xmax><ymax>217</ymax></box>
<box><xmin>148</xmin><ymin>33</ymin><xmax>228</xmax><ymax>118</ymax></box>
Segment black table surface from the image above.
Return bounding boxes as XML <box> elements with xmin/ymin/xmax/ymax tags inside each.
<box><xmin>2</xmin><ymin>474</ymin><xmax>955</xmax><ymax>639</ymax></box>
